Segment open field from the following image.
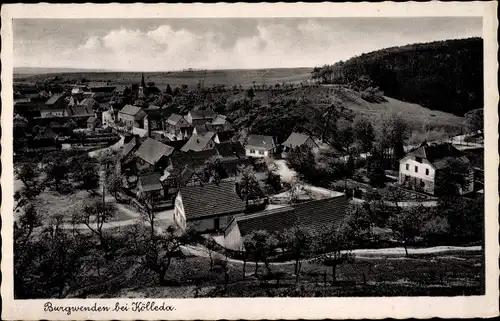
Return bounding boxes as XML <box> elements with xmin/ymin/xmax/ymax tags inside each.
<box><xmin>14</xmin><ymin>68</ymin><xmax>313</xmax><ymax>88</ymax></box>
<box><xmin>86</xmin><ymin>251</ymin><xmax>482</xmax><ymax>298</ymax></box>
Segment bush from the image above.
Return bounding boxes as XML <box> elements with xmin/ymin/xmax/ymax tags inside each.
<box><xmin>58</xmin><ymin>181</ymin><xmax>74</xmax><ymax>194</ymax></box>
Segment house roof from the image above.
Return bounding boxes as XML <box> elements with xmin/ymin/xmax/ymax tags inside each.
<box><xmin>234</xmin><ymin>195</ymin><xmax>349</xmax><ymax>237</ymax></box>
<box><xmin>179</xmin><ymin>181</ymin><xmax>246</xmax><ymax>220</ymax></box>
<box><xmin>114</xmin><ymin>85</ymin><xmax>128</xmax><ymax>93</ymax></box>
<box><xmin>166</xmin><ymin>113</ymin><xmax>185</xmax><ymax>125</ymax></box>
<box><xmin>135</xmin><ymin>138</ymin><xmax>175</xmax><ymax>165</ymax></box>
<box><xmin>216</xmin><ymin>142</ymin><xmax>246</xmax><ymax>159</ymax></box>
<box><xmin>246</xmin><ymin>134</ymin><xmax>276</xmax><ymax>150</ymax></box>
<box><xmin>189</xmin><ymin>109</ymin><xmax>217</xmax><ymax>120</ymax></box>
<box><xmin>79</xmin><ymin>98</ymin><xmax>97</xmax><ymax>107</ymax></box>
<box><xmin>119</xmin><ymin>105</ymin><xmax>144</xmax><ymax>116</ymax></box>
<box><xmin>87</xmin><ymin>116</ymin><xmax>98</xmax><ymax>123</ymax></box>
<box><xmin>165</xmin><ymin>139</ymin><xmax>190</xmax><ymax>151</ymax></box>
<box><xmin>66</xmin><ymin>105</ymin><xmax>93</xmax><ymax>116</ymax></box>
<box><xmin>180</xmin><ymin>134</ymin><xmax>215</xmax><ymax>152</ymax></box>
<box><xmin>44</xmin><ymin>94</ymin><xmax>65</xmax><ymax>106</ymax></box>
<box><xmin>122</xmin><ymin>137</ymin><xmax>138</xmax><ymax>157</ymax></box>
<box><xmin>210</xmin><ymin>115</ymin><xmax>228</xmax><ymax>125</ymax></box>
<box><xmin>282</xmin><ymin>132</ymin><xmax>318</xmax><ymax>149</ymax></box>
<box><xmin>194</xmin><ymin>124</ymin><xmax>209</xmax><ymax>136</ymax></box>
<box><xmin>139</xmin><ymin>172</ymin><xmax>163</xmax><ymax>192</ymax></box>
<box><xmin>170</xmin><ymin>149</ymin><xmax>219</xmax><ymax>170</ymax></box>
<box><xmin>405</xmin><ymin>143</ymin><xmax>469</xmax><ymax>169</ymax></box>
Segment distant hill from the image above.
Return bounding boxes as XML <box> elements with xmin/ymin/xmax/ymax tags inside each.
<box><xmin>313</xmin><ymin>38</ymin><xmax>483</xmax><ymax>116</ymax></box>
<box><xmin>13</xmin><ymin>68</ymin><xmax>313</xmax><ymax>88</ymax></box>
<box><xmin>14</xmin><ymin>67</ymin><xmax>113</xmax><ymax>75</ymax></box>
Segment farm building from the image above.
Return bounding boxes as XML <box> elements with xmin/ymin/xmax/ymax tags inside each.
<box><xmin>245</xmin><ymin>134</ymin><xmax>277</xmax><ymax>158</ymax></box>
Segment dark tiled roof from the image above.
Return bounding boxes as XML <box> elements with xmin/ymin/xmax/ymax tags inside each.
<box><xmin>135</xmin><ymin>138</ymin><xmax>175</xmax><ymax>165</ymax></box>
<box><xmin>236</xmin><ymin>207</ymin><xmax>296</xmax><ymax>237</ymax></box>
<box><xmin>180</xmin><ymin>134</ymin><xmax>216</xmax><ymax>152</ymax></box>
<box><xmin>246</xmin><ymin>134</ymin><xmax>276</xmax><ymax>150</ymax></box>
<box><xmin>66</xmin><ymin>105</ymin><xmax>93</xmax><ymax>116</ymax></box>
<box><xmin>139</xmin><ymin>172</ymin><xmax>163</xmax><ymax>192</ymax></box>
<box><xmin>119</xmin><ymin>105</ymin><xmax>143</xmax><ymax>116</ymax></box>
<box><xmin>45</xmin><ymin>94</ymin><xmax>65</xmax><ymax>106</ymax></box>
<box><xmin>282</xmin><ymin>132</ymin><xmax>317</xmax><ymax>149</ymax></box>
<box><xmin>216</xmin><ymin>142</ymin><xmax>246</xmax><ymax>159</ymax></box>
<box><xmin>179</xmin><ymin>181</ymin><xmax>246</xmax><ymax>220</ymax></box>
<box><xmin>405</xmin><ymin>143</ymin><xmax>469</xmax><ymax>169</ymax></box>
<box><xmin>122</xmin><ymin>137</ymin><xmax>138</xmax><ymax>157</ymax></box>
<box><xmin>233</xmin><ymin>195</ymin><xmax>349</xmax><ymax>237</ymax></box>
<box><xmin>166</xmin><ymin>113</ymin><xmax>184</xmax><ymax>125</ymax></box>
<box><xmin>189</xmin><ymin>109</ymin><xmax>217</xmax><ymax>120</ymax></box>
<box><xmin>170</xmin><ymin>149</ymin><xmax>218</xmax><ymax>170</ymax></box>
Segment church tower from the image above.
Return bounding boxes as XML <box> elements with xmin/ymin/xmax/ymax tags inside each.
<box><xmin>138</xmin><ymin>73</ymin><xmax>146</xmax><ymax>98</ymax></box>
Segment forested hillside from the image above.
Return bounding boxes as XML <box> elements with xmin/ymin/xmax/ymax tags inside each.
<box><xmin>312</xmin><ymin>38</ymin><xmax>483</xmax><ymax>116</ymax></box>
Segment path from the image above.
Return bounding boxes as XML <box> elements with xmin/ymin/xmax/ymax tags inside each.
<box><xmin>180</xmin><ymin>243</ymin><xmax>482</xmax><ymax>267</ymax></box>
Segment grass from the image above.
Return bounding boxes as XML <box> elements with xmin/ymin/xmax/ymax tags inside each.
<box><xmin>95</xmin><ymin>250</ymin><xmax>483</xmax><ymax>298</ymax></box>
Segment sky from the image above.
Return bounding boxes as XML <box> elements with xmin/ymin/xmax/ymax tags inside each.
<box><xmin>13</xmin><ymin>17</ymin><xmax>482</xmax><ymax>71</ymax></box>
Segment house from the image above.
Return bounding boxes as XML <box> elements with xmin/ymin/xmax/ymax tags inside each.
<box><xmin>245</xmin><ymin>134</ymin><xmax>276</xmax><ymax>158</ymax></box>
<box><xmin>41</xmin><ymin>94</ymin><xmax>67</xmax><ymax>117</ymax></box>
<box><xmin>166</xmin><ymin>113</ymin><xmax>191</xmax><ymax>136</ymax></box>
<box><xmin>135</xmin><ymin>137</ymin><xmax>175</xmax><ymax>171</ymax></box>
<box><xmin>173</xmin><ymin>181</ymin><xmax>246</xmax><ymax>232</ymax></box>
<box><xmin>210</xmin><ymin>114</ymin><xmax>229</xmax><ymax>125</ymax></box>
<box><xmin>66</xmin><ymin>105</ymin><xmax>94</xmax><ymax>117</ymax></box>
<box><xmin>282</xmin><ymin>132</ymin><xmax>320</xmax><ymax>156</ymax></box>
<box><xmin>86</xmin><ymin>116</ymin><xmax>100</xmax><ymax>130</ymax></box>
<box><xmin>137</xmin><ymin>172</ymin><xmax>164</xmax><ymax>200</ymax></box>
<box><xmin>185</xmin><ymin>109</ymin><xmax>217</xmax><ymax>126</ymax></box>
<box><xmin>121</xmin><ymin>136</ymin><xmax>140</xmax><ymax>160</ymax></box>
<box><xmin>71</xmin><ymin>87</ymin><xmax>84</xmax><ymax>96</ymax></box>
<box><xmin>102</xmin><ymin>110</ymin><xmax>114</xmax><ymax>127</ymax></box>
<box><xmin>180</xmin><ymin>133</ymin><xmax>217</xmax><ymax>152</ymax></box>
<box><xmin>398</xmin><ymin>142</ymin><xmax>474</xmax><ymax>195</ymax></box>
<box><xmin>118</xmin><ymin>105</ymin><xmax>147</xmax><ymax>128</ymax></box>
<box><xmin>223</xmin><ymin>194</ymin><xmax>349</xmax><ymax>251</ymax></box>
<box><xmin>113</xmin><ymin>85</ymin><xmax>129</xmax><ymax>96</ymax></box>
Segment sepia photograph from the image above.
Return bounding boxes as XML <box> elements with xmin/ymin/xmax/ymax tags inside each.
<box><xmin>1</xmin><ymin>2</ymin><xmax>498</xmax><ymax>320</ymax></box>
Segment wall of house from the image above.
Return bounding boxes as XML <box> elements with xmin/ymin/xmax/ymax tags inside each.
<box><xmin>223</xmin><ymin>221</ymin><xmax>244</xmax><ymax>251</ymax></box>
<box><xmin>188</xmin><ymin>214</ymin><xmax>238</xmax><ymax>233</ymax></box>
<box><xmin>118</xmin><ymin>113</ymin><xmax>136</xmax><ymax>127</ymax></box>
<box><xmin>245</xmin><ymin>147</ymin><xmax>270</xmax><ymax>158</ymax></box>
<box><xmin>41</xmin><ymin>109</ymin><xmax>66</xmax><ymax>118</ymax></box>
<box><xmin>399</xmin><ymin>156</ymin><xmax>436</xmax><ymax>193</ymax></box>
<box><xmin>173</xmin><ymin>193</ymin><xmax>186</xmax><ymax>230</ymax></box>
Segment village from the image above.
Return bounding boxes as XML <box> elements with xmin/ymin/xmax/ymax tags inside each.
<box><xmin>12</xmin><ymin>55</ymin><xmax>486</xmax><ymax>300</ymax></box>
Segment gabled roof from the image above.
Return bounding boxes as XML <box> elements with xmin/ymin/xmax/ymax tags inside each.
<box><xmin>179</xmin><ymin>181</ymin><xmax>246</xmax><ymax>220</ymax></box>
<box><xmin>233</xmin><ymin>195</ymin><xmax>349</xmax><ymax>237</ymax></box>
<box><xmin>44</xmin><ymin>94</ymin><xmax>65</xmax><ymax>106</ymax></box>
<box><xmin>404</xmin><ymin>143</ymin><xmax>469</xmax><ymax>169</ymax></box>
<box><xmin>139</xmin><ymin>172</ymin><xmax>163</xmax><ymax>192</ymax></box>
<box><xmin>166</xmin><ymin>113</ymin><xmax>185</xmax><ymax>125</ymax></box>
<box><xmin>246</xmin><ymin>134</ymin><xmax>276</xmax><ymax>150</ymax></box>
<box><xmin>189</xmin><ymin>109</ymin><xmax>217</xmax><ymax>120</ymax></box>
<box><xmin>122</xmin><ymin>137</ymin><xmax>138</xmax><ymax>157</ymax></box>
<box><xmin>180</xmin><ymin>134</ymin><xmax>215</xmax><ymax>152</ymax></box>
<box><xmin>119</xmin><ymin>105</ymin><xmax>144</xmax><ymax>116</ymax></box>
<box><xmin>170</xmin><ymin>149</ymin><xmax>219</xmax><ymax>170</ymax></box>
<box><xmin>66</xmin><ymin>105</ymin><xmax>93</xmax><ymax>116</ymax></box>
<box><xmin>135</xmin><ymin>138</ymin><xmax>175</xmax><ymax>165</ymax></box>
<box><xmin>282</xmin><ymin>132</ymin><xmax>318</xmax><ymax>149</ymax></box>
<box><xmin>210</xmin><ymin>114</ymin><xmax>228</xmax><ymax>125</ymax></box>
<box><xmin>216</xmin><ymin>142</ymin><xmax>246</xmax><ymax>159</ymax></box>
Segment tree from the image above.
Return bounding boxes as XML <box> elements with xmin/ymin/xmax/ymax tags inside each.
<box><xmin>165</xmin><ymin>84</ymin><xmax>173</xmax><ymax>95</ymax></box>
<box><xmin>237</xmin><ymin>165</ymin><xmax>261</xmax><ymax>206</ymax></box>
<box><xmin>435</xmin><ymin>159</ymin><xmax>471</xmax><ymax>196</ymax></box>
<box><xmin>243</xmin><ymin>230</ymin><xmax>277</xmax><ymax>276</ymax></box>
<box><xmin>311</xmin><ymin>224</ymin><xmax>355</xmax><ymax>283</ymax></box>
<box><xmin>14</xmin><ymin>162</ymin><xmax>44</xmax><ymax>210</ymax></box>
<box><xmin>282</xmin><ymin>225</ymin><xmax>315</xmax><ymax>283</ymax></box>
<box><xmin>387</xmin><ymin>204</ymin><xmax>423</xmax><ymax>256</ymax></box>
<box><xmin>106</xmin><ymin>171</ymin><xmax>123</xmax><ymax>200</ymax></box>
<box><xmin>73</xmin><ymin>200</ymin><xmax>116</xmax><ymax>254</ymax></box>
<box><xmin>379</xmin><ymin>114</ymin><xmax>410</xmax><ymax>165</ymax></box>
<box><xmin>353</xmin><ymin>117</ymin><xmax>375</xmax><ymax>152</ymax></box>
<box><xmin>286</xmin><ymin>145</ymin><xmax>317</xmax><ymax>183</ymax></box>
<box><xmin>464</xmin><ymin>108</ymin><xmax>483</xmax><ymax>135</ymax></box>
<box><xmin>43</xmin><ymin>154</ymin><xmax>69</xmax><ymax>192</ymax></box>
<box><xmin>202</xmin><ymin>156</ymin><xmax>226</xmax><ymax>183</ymax></box>
<box><xmin>341</xmin><ymin>203</ymin><xmax>374</xmax><ymax>246</ymax></box>
<box><xmin>337</xmin><ymin>124</ymin><xmax>354</xmax><ymax>151</ymax></box>
<box><xmin>15</xmin><ymin>202</ymin><xmax>42</xmax><ymax>247</ymax></box>
<box><xmin>367</xmin><ymin>148</ymin><xmax>386</xmax><ymax>187</ymax></box>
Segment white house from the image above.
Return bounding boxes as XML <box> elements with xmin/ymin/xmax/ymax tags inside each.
<box><xmin>245</xmin><ymin>134</ymin><xmax>276</xmax><ymax>158</ymax></box>
<box><xmin>399</xmin><ymin>142</ymin><xmax>474</xmax><ymax>195</ymax></box>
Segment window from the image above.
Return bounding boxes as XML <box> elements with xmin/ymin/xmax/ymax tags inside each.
<box><xmin>425</xmin><ymin>168</ymin><xmax>429</xmax><ymax>175</ymax></box>
<box><xmin>250</xmin><ymin>149</ymin><xmax>255</xmax><ymax>154</ymax></box>
<box><xmin>406</xmin><ymin>164</ymin><xmax>409</xmax><ymax>170</ymax></box>
<box><xmin>259</xmin><ymin>150</ymin><xmax>265</xmax><ymax>155</ymax></box>
<box><xmin>415</xmin><ymin>166</ymin><xmax>418</xmax><ymax>173</ymax></box>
